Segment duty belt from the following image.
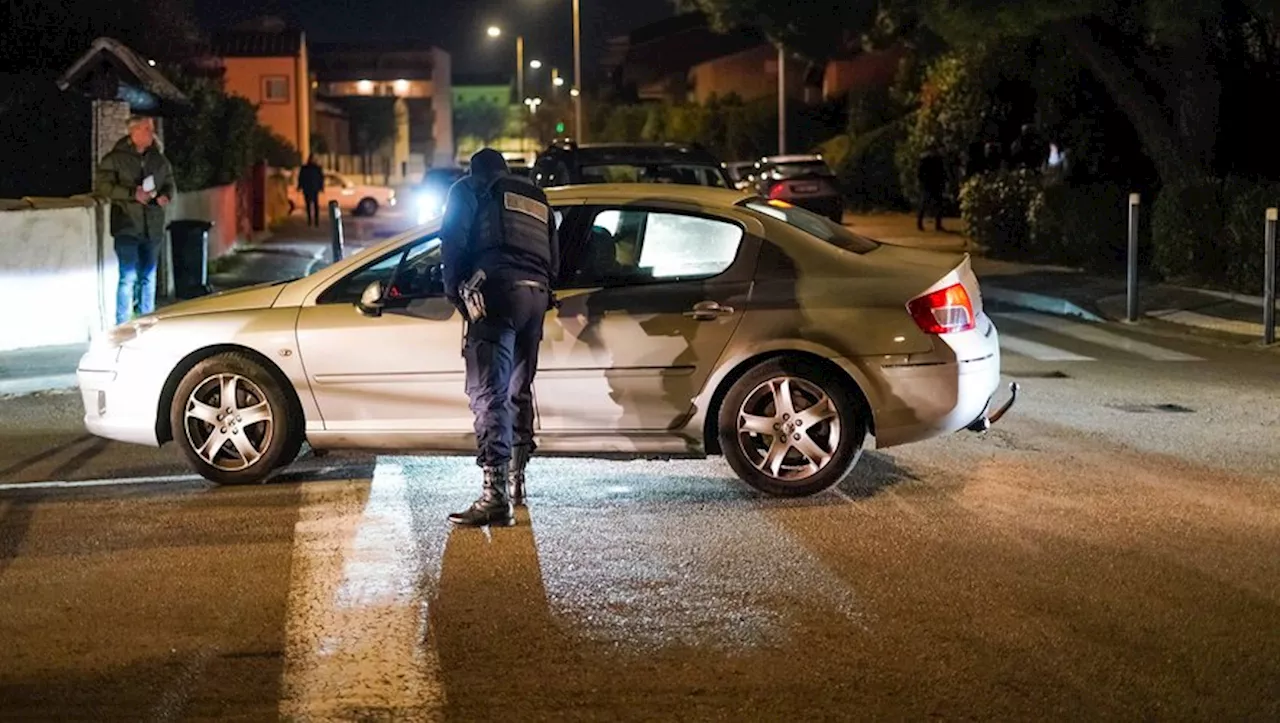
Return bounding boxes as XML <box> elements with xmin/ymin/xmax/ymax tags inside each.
<box><xmin>511</xmin><ymin>280</ymin><xmax>548</xmax><ymax>291</ymax></box>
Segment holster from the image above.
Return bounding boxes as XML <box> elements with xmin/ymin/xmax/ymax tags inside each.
<box><xmin>458</xmin><ymin>269</ymin><xmax>487</xmax><ymax>323</ymax></box>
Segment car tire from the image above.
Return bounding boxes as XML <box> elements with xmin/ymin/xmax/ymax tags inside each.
<box><xmin>169</xmin><ymin>352</ymin><xmax>304</xmax><ymax>485</ymax></box>
<box><xmin>717</xmin><ymin>357</ymin><xmax>867</xmax><ymax>497</ymax></box>
<box><xmin>357</xmin><ymin>198</ymin><xmax>378</xmax><ymax>216</ymax></box>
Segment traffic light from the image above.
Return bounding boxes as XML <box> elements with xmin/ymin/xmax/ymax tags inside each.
<box><xmin>555</xmin><ymin>122</ymin><xmax>565</xmax><ymax>134</ymax></box>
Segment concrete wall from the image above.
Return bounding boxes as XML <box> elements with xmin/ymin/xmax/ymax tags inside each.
<box><xmin>0</xmin><ymin>185</ymin><xmax>246</xmax><ymax>351</ymax></box>
<box><xmin>0</xmin><ymin>197</ymin><xmax>115</xmax><ymax>351</ymax></box>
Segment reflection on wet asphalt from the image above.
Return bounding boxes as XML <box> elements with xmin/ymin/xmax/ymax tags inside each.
<box><xmin>2</xmin><ymin>435</ymin><xmax>1279</xmax><ymax>721</ymax></box>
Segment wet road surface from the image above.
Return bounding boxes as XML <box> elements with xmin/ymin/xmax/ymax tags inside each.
<box><xmin>1</xmin><ymin>311</ymin><xmax>1278</xmax><ymax>720</ymax></box>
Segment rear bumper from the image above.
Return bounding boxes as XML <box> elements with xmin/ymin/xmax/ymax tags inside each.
<box><xmin>869</xmin><ymin>321</ymin><xmax>1002</xmax><ymax>448</ymax></box>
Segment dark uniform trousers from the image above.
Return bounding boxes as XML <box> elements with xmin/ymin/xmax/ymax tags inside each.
<box><xmin>464</xmin><ymin>282</ymin><xmax>549</xmax><ymax>468</ymax></box>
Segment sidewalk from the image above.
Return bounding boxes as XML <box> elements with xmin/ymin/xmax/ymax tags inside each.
<box><xmin>0</xmin><ymin>343</ymin><xmax>85</xmax><ymax>397</ymax></box>
<box><xmin>844</xmin><ymin>213</ymin><xmax>1278</xmax><ymax>344</ymax></box>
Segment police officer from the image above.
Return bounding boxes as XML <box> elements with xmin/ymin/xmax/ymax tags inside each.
<box><xmin>442</xmin><ymin>148</ymin><xmax>558</xmax><ymax>527</ymax></box>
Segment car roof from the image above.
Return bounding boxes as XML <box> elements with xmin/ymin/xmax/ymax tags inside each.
<box><xmin>546</xmin><ymin>183</ymin><xmax>750</xmax><ymax>207</ymax></box>
<box><xmin>760</xmin><ymin>154</ymin><xmax>826</xmax><ymax>164</ymax></box>
<box><xmin>547</xmin><ymin>142</ymin><xmax>722</xmax><ymax>165</ymax></box>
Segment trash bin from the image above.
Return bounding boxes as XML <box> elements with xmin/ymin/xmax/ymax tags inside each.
<box><xmin>168</xmin><ymin>220</ymin><xmax>212</xmax><ymax>300</ymax></box>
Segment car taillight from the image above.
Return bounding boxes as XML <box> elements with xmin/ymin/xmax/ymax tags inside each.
<box><xmin>907</xmin><ymin>283</ymin><xmax>975</xmax><ymax>334</ymax></box>
<box><xmin>768</xmin><ymin>182</ymin><xmax>787</xmax><ymax>199</ymax></box>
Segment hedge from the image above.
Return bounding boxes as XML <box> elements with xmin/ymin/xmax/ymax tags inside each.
<box><xmin>1152</xmin><ymin>177</ymin><xmax>1280</xmax><ymax>293</ymax></box>
<box><xmin>1028</xmin><ymin>182</ymin><xmax>1130</xmax><ymax>271</ymax></box>
<box><xmin>835</xmin><ymin>120</ymin><xmax>909</xmax><ymax>211</ymax></box>
<box><xmin>958</xmin><ymin>169</ymin><xmax>1039</xmax><ymax>257</ymax></box>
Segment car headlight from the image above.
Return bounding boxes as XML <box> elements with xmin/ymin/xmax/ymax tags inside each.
<box><xmin>416</xmin><ymin>191</ymin><xmax>444</xmax><ymax>223</ymax></box>
<box><xmin>94</xmin><ymin>317</ymin><xmax>158</xmax><ymax>350</ymax></box>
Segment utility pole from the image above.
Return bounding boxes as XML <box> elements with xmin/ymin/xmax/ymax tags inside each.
<box><xmin>776</xmin><ymin>44</ymin><xmax>787</xmax><ymax>155</ymax></box>
<box><xmin>573</xmin><ymin>0</ymin><xmax>583</xmax><ymax>141</ymax></box>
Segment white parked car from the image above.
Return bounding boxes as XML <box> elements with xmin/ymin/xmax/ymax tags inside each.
<box><xmin>288</xmin><ymin>171</ymin><xmax>396</xmax><ymax>217</ymax></box>
<box><xmin>77</xmin><ymin>185</ymin><xmax>1014</xmax><ymax>496</ymax></box>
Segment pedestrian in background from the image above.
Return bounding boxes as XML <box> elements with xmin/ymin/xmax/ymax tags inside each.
<box><xmin>916</xmin><ymin>146</ymin><xmax>947</xmax><ymax>232</ymax></box>
<box><xmin>442</xmin><ymin>148</ymin><xmax>559</xmax><ymax>527</ymax></box>
<box><xmin>95</xmin><ymin>116</ymin><xmax>174</xmax><ymax>324</ymax></box>
<box><xmin>297</xmin><ymin>156</ymin><xmax>325</xmax><ymax>227</ymax></box>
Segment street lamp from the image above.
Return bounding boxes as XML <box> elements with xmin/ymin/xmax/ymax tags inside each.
<box><xmin>485</xmin><ymin>26</ymin><xmax>526</xmax><ymax>106</ymax></box>
<box><xmin>524</xmin><ymin>97</ymin><xmax>543</xmax><ymax>114</ymax></box>
<box><xmin>572</xmin><ymin>0</ymin><xmax>582</xmax><ymax>141</ymax></box>
<box><xmin>553</xmin><ymin>76</ymin><xmax>565</xmax><ymax>88</ymax></box>
<box><xmin>529</xmin><ymin>59</ymin><xmax>543</xmax><ymax>70</ymax></box>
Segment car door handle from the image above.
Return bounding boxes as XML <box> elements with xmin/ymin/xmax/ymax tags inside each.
<box><xmin>684</xmin><ymin>301</ymin><xmax>735</xmax><ymax>321</ymax></box>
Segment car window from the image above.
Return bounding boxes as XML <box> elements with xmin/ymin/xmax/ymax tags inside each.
<box><xmin>743</xmin><ymin>199</ymin><xmax>879</xmax><ymax>254</ymax></box>
<box><xmin>318</xmin><ymin>235</ymin><xmax>438</xmax><ymax>304</ymax></box>
<box><xmin>569</xmin><ymin>208</ymin><xmax>743</xmax><ymax>287</ymax></box>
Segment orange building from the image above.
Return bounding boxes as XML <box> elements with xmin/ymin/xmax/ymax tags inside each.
<box><xmin>212</xmin><ymin>27</ymin><xmax>312</xmax><ymax>158</ymax></box>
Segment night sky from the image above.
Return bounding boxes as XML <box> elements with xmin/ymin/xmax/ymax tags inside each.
<box><xmin>194</xmin><ymin>0</ymin><xmax>675</xmax><ymax>87</ymax></box>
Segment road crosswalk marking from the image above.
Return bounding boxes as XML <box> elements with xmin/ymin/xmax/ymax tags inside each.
<box><xmin>994</xmin><ymin>312</ymin><xmax>1203</xmax><ymax>362</ymax></box>
<box><xmin>998</xmin><ymin>334</ymin><xmax>1096</xmax><ymax>362</ymax></box>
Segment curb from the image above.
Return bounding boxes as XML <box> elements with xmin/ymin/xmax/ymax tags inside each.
<box><xmin>982</xmin><ymin>286</ymin><xmax>1104</xmax><ymax>322</ymax></box>
<box><xmin>0</xmin><ymin>374</ymin><xmax>78</xmax><ymax>398</ymax></box>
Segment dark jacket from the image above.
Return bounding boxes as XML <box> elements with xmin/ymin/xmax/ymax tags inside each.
<box><xmin>297</xmin><ymin>164</ymin><xmax>324</xmax><ymax>196</ymax></box>
<box><xmin>95</xmin><ymin>136</ymin><xmax>175</xmax><ymax>242</ymax></box>
<box><xmin>440</xmin><ymin>169</ymin><xmax>559</xmax><ymax>301</ymax></box>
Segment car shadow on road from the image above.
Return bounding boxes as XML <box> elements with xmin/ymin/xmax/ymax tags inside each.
<box><xmin>834</xmin><ymin>451</ymin><xmax>921</xmax><ymax>500</ymax></box>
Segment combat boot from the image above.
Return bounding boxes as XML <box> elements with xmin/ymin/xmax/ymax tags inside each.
<box><xmin>448</xmin><ymin>465</ymin><xmax>515</xmax><ymax>527</ymax></box>
<box><xmin>509</xmin><ymin>446</ymin><xmax>530</xmax><ymax>506</ymax></box>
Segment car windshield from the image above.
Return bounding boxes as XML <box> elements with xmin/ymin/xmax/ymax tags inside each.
<box><xmin>765</xmin><ymin>161</ymin><xmax>834</xmax><ymax>179</ymax></box>
<box><xmin>742</xmin><ymin>199</ymin><xmax>879</xmax><ymax>254</ymax></box>
<box><xmin>578</xmin><ymin>164</ymin><xmax>727</xmax><ymax>188</ymax></box>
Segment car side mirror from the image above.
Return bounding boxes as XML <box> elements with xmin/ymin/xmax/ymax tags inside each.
<box><xmin>357</xmin><ymin>280</ymin><xmax>385</xmax><ymax>317</ymax></box>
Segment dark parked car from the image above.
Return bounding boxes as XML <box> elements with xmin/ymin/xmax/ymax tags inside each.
<box><xmin>725</xmin><ymin>161</ymin><xmax>758</xmax><ymax>190</ymax></box>
<box><xmin>755</xmin><ymin>154</ymin><xmax>844</xmax><ymax>222</ymax></box>
<box><xmin>532</xmin><ymin>141</ymin><xmax>734</xmax><ymax>189</ymax></box>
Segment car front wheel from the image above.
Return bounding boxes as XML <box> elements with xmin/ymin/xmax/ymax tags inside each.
<box><xmin>357</xmin><ymin>198</ymin><xmax>378</xmax><ymax>216</ymax></box>
<box><xmin>169</xmin><ymin>352</ymin><xmax>303</xmax><ymax>485</ymax></box>
<box><xmin>718</xmin><ymin>357</ymin><xmax>867</xmax><ymax>497</ymax></box>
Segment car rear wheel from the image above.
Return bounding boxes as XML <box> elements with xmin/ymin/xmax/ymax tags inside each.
<box><xmin>357</xmin><ymin>198</ymin><xmax>378</xmax><ymax>216</ymax></box>
<box><xmin>169</xmin><ymin>353</ymin><xmax>303</xmax><ymax>485</ymax></box>
<box><xmin>718</xmin><ymin>357</ymin><xmax>866</xmax><ymax>497</ymax></box>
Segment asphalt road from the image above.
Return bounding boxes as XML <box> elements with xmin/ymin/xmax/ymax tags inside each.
<box><xmin>1</xmin><ymin>311</ymin><xmax>1278</xmax><ymax>721</ymax></box>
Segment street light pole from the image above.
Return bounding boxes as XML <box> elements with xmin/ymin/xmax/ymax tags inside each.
<box><xmin>516</xmin><ymin>35</ymin><xmax>524</xmax><ymax>106</ymax></box>
<box><xmin>777</xmin><ymin>44</ymin><xmax>786</xmax><ymax>155</ymax></box>
<box><xmin>573</xmin><ymin>0</ymin><xmax>583</xmax><ymax>141</ymax></box>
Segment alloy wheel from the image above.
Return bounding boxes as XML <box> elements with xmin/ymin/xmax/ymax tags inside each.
<box><xmin>736</xmin><ymin>376</ymin><xmax>842</xmax><ymax>482</ymax></box>
<box><xmin>183</xmin><ymin>373</ymin><xmax>275</xmax><ymax>472</ymax></box>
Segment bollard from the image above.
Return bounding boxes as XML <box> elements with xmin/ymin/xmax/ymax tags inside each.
<box><xmin>1126</xmin><ymin>193</ymin><xmax>1140</xmax><ymax>323</ymax></box>
<box><xmin>1266</xmin><ymin>208</ymin><xmax>1277</xmax><ymax>345</ymax></box>
<box><xmin>328</xmin><ymin>200</ymin><xmax>345</xmax><ymax>263</ymax></box>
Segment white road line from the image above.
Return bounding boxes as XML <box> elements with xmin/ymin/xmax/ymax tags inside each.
<box><xmin>999</xmin><ymin>312</ymin><xmax>1203</xmax><ymax>362</ymax></box>
<box><xmin>999</xmin><ymin>334</ymin><xmax>1095</xmax><ymax>361</ymax></box>
<box><xmin>280</xmin><ymin>460</ymin><xmax>446</xmax><ymax>722</ymax></box>
<box><xmin>0</xmin><ymin>473</ymin><xmax>205</xmax><ymax>491</ymax></box>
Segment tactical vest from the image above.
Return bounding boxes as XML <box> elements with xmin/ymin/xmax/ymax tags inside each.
<box><xmin>471</xmin><ymin>175</ymin><xmax>554</xmax><ymax>283</ymax></box>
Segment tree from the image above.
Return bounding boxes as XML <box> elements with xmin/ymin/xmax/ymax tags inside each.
<box><xmin>454</xmin><ymin>97</ymin><xmax>510</xmax><ymax>145</ymax></box>
<box><xmin>688</xmin><ymin>0</ymin><xmax>1280</xmax><ymax>186</ymax></box>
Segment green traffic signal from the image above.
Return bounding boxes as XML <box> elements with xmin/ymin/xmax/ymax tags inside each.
<box><xmin>556</xmin><ymin>122</ymin><xmax>565</xmax><ymax>133</ymax></box>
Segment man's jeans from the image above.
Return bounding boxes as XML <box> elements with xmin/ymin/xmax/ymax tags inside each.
<box><xmin>464</xmin><ymin>284</ymin><xmax>547</xmax><ymax>468</ymax></box>
<box><xmin>116</xmin><ymin>237</ymin><xmax>159</xmax><ymax>324</ymax></box>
